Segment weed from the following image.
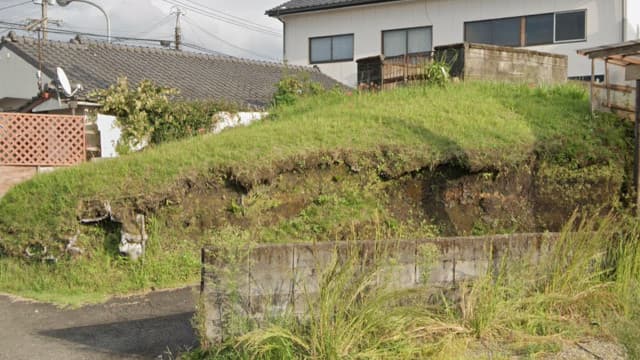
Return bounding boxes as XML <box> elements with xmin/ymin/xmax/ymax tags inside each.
<box><xmin>192</xmin><ymin>212</ymin><xmax>640</xmax><ymax>359</ymax></box>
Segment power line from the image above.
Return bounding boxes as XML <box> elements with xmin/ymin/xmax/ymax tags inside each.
<box><xmin>182</xmin><ymin>16</ymin><xmax>278</xmax><ymax>61</ymax></box>
<box><xmin>0</xmin><ymin>20</ymin><xmax>229</xmax><ymax>56</ymax></box>
<box><xmin>166</xmin><ymin>0</ymin><xmax>281</xmax><ymax>35</ymax></box>
<box><xmin>159</xmin><ymin>0</ymin><xmax>281</xmax><ymax>37</ymax></box>
<box><xmin>0</xmin><ymin>1</ymin><xmax>31</xmax><ymax>12</ymax></box>
<box><xmin>131</xmin><ymin>14</ymin><xmax>173</xmax><ymax>37</ymax></box>
<box><xmin>0</xmin><ymin>21</ymin><xmax>171</xmax><ymax>44</ymax></box>
<box><xmin>179</xmin><ymin>0</ymin><xmax>280</xmax><ymax>33</ymax></box>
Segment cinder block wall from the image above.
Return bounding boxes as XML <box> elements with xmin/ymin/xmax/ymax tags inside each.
<box><xmin>200</xmin><ymin>232</ymin><xmax>559</xmax><ymax>344</ymax></box>
<box><xmin>435</xmin><ymin>43</ymin><xmax>568</xmax><ymax>85</ymax></box>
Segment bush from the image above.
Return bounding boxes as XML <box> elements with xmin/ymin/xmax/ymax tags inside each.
<box><xmin>272</xmin><ymin>73</ymin><xmax>325</xmax><ymax>107</ymax></box>
<box><xmin>423</xmin><ymin>52</ymin><xmax>455</xmax><ymax>87</ymax></box>
<box><xmin>92</xmin><ymin>77</ymin><xmax>238</xmax><ymax>152</ymax></box>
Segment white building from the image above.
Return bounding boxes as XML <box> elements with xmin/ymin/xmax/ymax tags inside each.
<box><xmin>266</xmin><ymin>0</ymin><xmax>640</xmax><ymax>87</ymax></box>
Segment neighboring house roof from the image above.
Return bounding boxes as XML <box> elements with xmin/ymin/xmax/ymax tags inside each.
<box><xmin>266</xmin><ymin>0</ymin><xmax>400</xmax><ymax>16</ymax></box>
<box><xmin>0</xmin><ymin>32</ymin><xmax>340</xmax><ymax>109</ymax></box>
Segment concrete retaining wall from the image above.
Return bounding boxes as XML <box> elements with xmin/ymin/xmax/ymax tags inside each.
<box><xmin>436</xmin><ymin>43</ymin><xmax>568</xmax><ymax>85</ymax></box>
<box><xmin>200</xmin><ymin>232</ymin><xmax>559</xmax><ymax>344</ymax></box>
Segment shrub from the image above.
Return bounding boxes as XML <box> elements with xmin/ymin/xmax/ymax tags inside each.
<box><xmin>423</xmin><ymin>52</ymin><xmax>455</xmax><ymax>87</ymax></box>
<box><xmin>272</xmin><ymin>73</ymin><xmax>325</xmax><ymax>107</ymax></box>
<box><xmin>92</xmin><ymin>77</ymin><xmax>238</xmax><ymax>152</ymax></box>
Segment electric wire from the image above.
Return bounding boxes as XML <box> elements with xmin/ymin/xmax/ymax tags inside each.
<box><xmin>165</xmin><ymin>0</ymin><xmax>281</xmax><ymax>35</ymax></box>
<box><xmin>159</xmin><ymin>0</ymin><xmax>282</xmax><ymax>37</ymax></box>
<box><xmin>176</xmin><ymin>0</ymin><xmax>280</xmax><ymax>33</ymax></box>
<box><xmin>0</xmin><ymin>1</ymin><xmax>31</xmax><ymax>13</ymax></box>
<box><xmin>0</xmin><ymin>20</ymin><xmax>232</xmax><ymax>57</ymax></box>
<box><xmin>182</xmin><ymin>16</ymin><xmax>278</xmax><ymax>60</ymax></box>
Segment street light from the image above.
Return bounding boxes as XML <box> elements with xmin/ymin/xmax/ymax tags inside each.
<box><xmin>56</xmin><ymin>0</ymin><xmax>110</xmax><ymax>42</ymax></box>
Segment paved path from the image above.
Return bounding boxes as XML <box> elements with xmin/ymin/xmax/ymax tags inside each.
<box><xmin>0</xmin><ymin>288</ymin><xmax>198</xmax><ymax>360</ymax></box>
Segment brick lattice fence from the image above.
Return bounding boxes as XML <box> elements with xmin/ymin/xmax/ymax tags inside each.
<box><xmin>0</xmin><ymin>112</ymin><xmax>85</xmax><ymax>166</ymax></box>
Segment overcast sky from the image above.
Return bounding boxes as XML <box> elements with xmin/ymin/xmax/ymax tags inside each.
<box><xmin>0</xmin><ymin>0</ymin><xmax>285</xmax><ymax>60</ymax></box>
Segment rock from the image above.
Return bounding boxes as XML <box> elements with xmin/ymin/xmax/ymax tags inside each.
<box><xmin>65</xmin><ymin>232</ymin><xmax>83</xmax><ymax>257</ymax></box>
<box><xmin>118</xmin><ymin>214</ymin><xmax>147</xmax><ymax>261</ymax></box>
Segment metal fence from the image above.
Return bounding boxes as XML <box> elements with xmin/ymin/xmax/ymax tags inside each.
<box><xmin>0</xmin><ymin>112</ymin><xmax>86</xmax><ymax>166</ymax></box>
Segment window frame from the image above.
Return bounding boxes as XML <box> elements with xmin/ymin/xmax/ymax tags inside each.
<box><xmin>308</xmin><ymin>33</ymin><xmax>354</xmax><ymax>64</ymax></box>
<box><xmin>553</xmin><ymin>9</ymin><xmax>587</xmax><ymax>44</ymax></box>
<box><xmin>464</xmin><ymin>16</ymin><xmax>522</xmax><ymax>47</ymax></box>
<box><xmin>464</xmin><ymin>9</ymin><xmax>587</xmax><ymax>48</ymax></box>
<box><xmin>381</xmin><ymin>26</ymin><xmax>433</xmax><ymax>58</ymax></box>
<box><xmin>524</xmin><ymin>13</ymin><xmax>554</xmax><ymax>46</ymax></box>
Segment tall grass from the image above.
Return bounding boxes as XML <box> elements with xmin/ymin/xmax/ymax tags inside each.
<box><xmin>195</xmin><ymin>213</ymin><xmax>640</xmax><ymax>359</ymax></box>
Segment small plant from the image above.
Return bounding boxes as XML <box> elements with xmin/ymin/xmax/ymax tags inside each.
<box><xmin>272</xmin><ymin>73</ymin><xmax>325</xmax><ymax>107</ymax></box>
<box><xmin>423</xmin><ymin>51</ymin><xmax>455</xmax><ymax>87</ymax></box>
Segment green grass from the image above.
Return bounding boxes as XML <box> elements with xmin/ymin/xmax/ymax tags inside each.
<box><xmin>0</xmin><ymin>82</ymin><xmax>627</xmax><ymax>251</ymax></box>
<box><xmin>0</xmin><ymin>81</ymin><xmax>631</xmax><ymax>304</ymax></box>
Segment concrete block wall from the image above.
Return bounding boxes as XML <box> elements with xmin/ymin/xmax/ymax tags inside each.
<box><xmin>200</xmin><ymin>232</ymin><xmax>559</xmax><ymax>344</ymax></box>
<box><xmin>436</xmin><ymin>43</ymin><xmax>568</xmax><ymax>85</ymax></box>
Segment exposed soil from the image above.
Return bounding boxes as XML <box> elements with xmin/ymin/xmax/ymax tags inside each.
<box><xmin>73</xmin><ymin>156</ymin><xmax>624</xmax><ymax>252</ymax></box>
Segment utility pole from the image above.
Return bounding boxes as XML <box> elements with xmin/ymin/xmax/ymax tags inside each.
<box><xmin>41</xmin><ymin>0</ymin><xmax>48</xmax><ymax>40</ymax></box>
<box><xmin>173</xmin><ymin>7</ymin><xmax>183</xmax><ymax>51</ymax></box>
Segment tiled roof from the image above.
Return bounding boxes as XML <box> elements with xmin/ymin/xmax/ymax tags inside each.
<box><xmin>0</xmin><ymin>32</ymin><xmax>341</xmax><ymax>109</ymax></box>
<box><xmin>266</xmin><ymin>0</ymin><xmax>400</xmax><ymax>16</ymax></box>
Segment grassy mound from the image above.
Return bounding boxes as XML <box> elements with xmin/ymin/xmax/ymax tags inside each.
<box><xmin>0</xmin><ymin>82</ymin><xmax>631</xmax><ymax>304</ymax></box>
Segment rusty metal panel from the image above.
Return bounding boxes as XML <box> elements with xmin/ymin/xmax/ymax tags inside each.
<box><xmin>0</xmin><ymin>112</ymin><xmax>85</xmax><ymax>166</ymax></box>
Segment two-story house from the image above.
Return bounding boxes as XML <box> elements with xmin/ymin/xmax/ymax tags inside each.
<box><xmin>266</xmin><ymin>0</ymin><xmax>640</xmax><ymax>86</ymax></box>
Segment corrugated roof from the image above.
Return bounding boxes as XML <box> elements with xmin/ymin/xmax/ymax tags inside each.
<box><xmin>0</xmin><ymin>32</ymin><xmax>341</xmax><ymax>109</ymax></box>
<box><xmin>266</xmin><ymin>0</ymin><xmax>400</xmax><ymax>16</ymax></box>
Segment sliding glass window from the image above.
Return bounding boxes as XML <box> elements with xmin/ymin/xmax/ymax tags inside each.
<box><xmin>383</xmin><ymin>27</ymin><xmax>432</xmax><ymax>57</ymax></box>
<box><xmin>465</xmin><ymin>10</ymin><xmax>586</xmax><ymax>47</ymax></box>
<box><xmin>309</xmin><ymin>34</ymin><xmax>354</xmax><ymax>64</ymax></box>
<box><xmin>465</xmin><ymin>17</ymin><xmax>520</xmax><ymax>47</ymax></box>
<box><xmin>555</xmin><ymin>10</ymin><xmax>586</xmax><ymax>42</ymax></box>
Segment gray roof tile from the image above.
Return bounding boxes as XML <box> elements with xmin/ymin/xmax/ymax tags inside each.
<box><xmin>1</xmin><ymin>33</ymin><xmax>341</xmax><ymax>109</ymax></box>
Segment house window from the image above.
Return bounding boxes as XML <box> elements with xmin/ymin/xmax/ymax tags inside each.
<box><xmin>382</xmin><ymin>27</ymin><xmax>432</xmax><ymax>57</ymax></box>
<box><xmin>465</xmin><ymin>18</ymin><xmax>521</xmax><ymax>47</ymax></box>
<box><xmin>555</xmin><ymin>10</ymin><xmax>586</xmax><ymax>42</ymax></box>
<box><xmin>309</xmin><ymin>34</ymin><xmax>353</xmax><ymax>63</ymax></box>
<box><xmin>465</xmin><ymin>10</ymin><xmax>586</xmax><ymax>47</ymax></box>
<box><xmin>525</xmin><ymin>13</ymin><xmax>554</xmax><ymax>46</ymax></box>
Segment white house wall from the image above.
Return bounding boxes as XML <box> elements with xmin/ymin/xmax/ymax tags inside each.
<box><xmin>281</xmin><ymin>0</ymin><xmax>626</xmax><ymax>86</ymax></box>
<box><xmin>0</xmin><ymin>47</ymin><xmax>49</xmax><ymax>101</ymax></box>
<box><xmin>627</xmin><ymin>0</ymin><xmax>640</xmax><ymax>41</ymax></box>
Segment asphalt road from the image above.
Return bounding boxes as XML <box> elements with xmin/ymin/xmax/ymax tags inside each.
<box><xmin>0</xmin><ymin>287</ymin><xmax>198</xmax><ymax>359</ymax></box>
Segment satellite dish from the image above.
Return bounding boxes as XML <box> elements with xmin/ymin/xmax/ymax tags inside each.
<box><xmin>56</xmin><ymin>67</ymin><xmax>72</xmax><ymax>96</ymax></box>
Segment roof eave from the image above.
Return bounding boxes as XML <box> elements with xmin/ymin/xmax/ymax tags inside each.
<box><xmin>266</xmin><ymin>0</ymin><xmax>400</xmax><ymax>17</ymax></box>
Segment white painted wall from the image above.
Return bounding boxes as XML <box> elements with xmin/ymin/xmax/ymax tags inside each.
<box><xmin>627</xmin><ymin>0</ymin><xmax>640</xmax><ymax>41</ymax></box>
<box><xmin>96</xmin><ymin>113</ymin><xmax>121</xmax><ymax>158</ymax></box>
<box><xmin>281</xmin><ymin>0</ymin><xmax>626</xmax><ymax>86</ymax></box>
